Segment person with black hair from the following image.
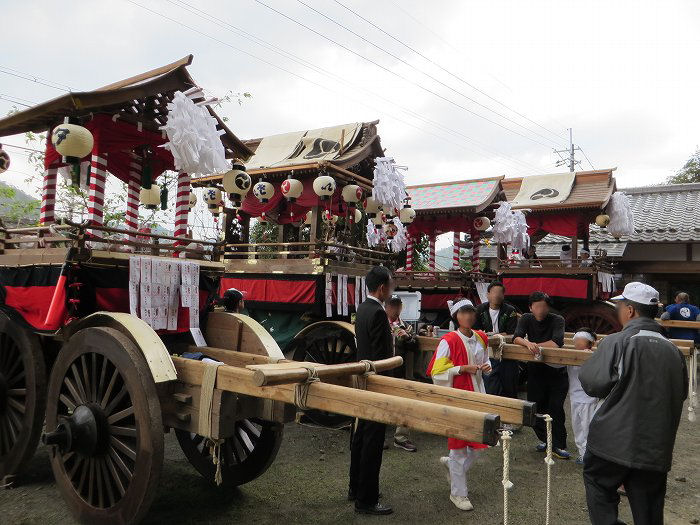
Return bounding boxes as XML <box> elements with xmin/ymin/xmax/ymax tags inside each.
<box><xmin>580</xmin><ymin>282</ymin><xmax>687</xmax><ymax>525</ymax></box>
<box><xmin>220</xmin><ymin>288</ymin><xmax>245</xmax><ymax>313</ymax></box>
<box><xmin>513</xmin><ymin>291</ymin><xmax>570</xmax><ymax>459</ymax></box>
<box><xmin>474</xmin><ymin>281</ymin><xmax>519</xmax><ymax>400</ymax></box>
<box><xmin>567</xmin><ymin>327</ymin><xmax>598</xmax><ymax>465</ymax></box>
<box><xmin>349</xmin><ymin>265</ymin><xmax>394</xmax><ymax>515</ymax></box>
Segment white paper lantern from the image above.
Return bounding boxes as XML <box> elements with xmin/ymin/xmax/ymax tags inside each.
<box><xmin>372</xmin><ymin>213</ymin><xmax>385</xmax><ymax>228</ymax></box>
<box><xmin>281</xmin><ymin>177</ymin><xmax>303</xmax><ymax>201</ymax></box>
<box><xmin>313</xmin><ymin>175</ymin><xmax>336</xmax><ymax>200</ymax></box>
<box><xmin>595</xmin><ymin>214</ymin><xmax>611</xmax><ymax>227</ymax></box>
<box><xmin>399</xmin><ymin>206</ymin><xmax>416</xmax><ymax>224</ymax></box>
<box><xmin>342</xmin><ymin>184</ymin><xmax>363</xmax><ymax>204</ymax></box>
<box><xmin>364</xmin><ymin>196</ymin><xmax>382</xmax><ymax>218</ymax></box>
<box><xmin>473</xmin><ymin>216</ymin><xmax>491</xmax><ymax>231</ymax></box>
<box><xmin>352</xmin><ymin>208</ymin><xmax>363</xmax><ymax>224</ymax></box>
<box><xmin>222</xmin><ymin>160</ymin><xmax>251</xmax><ymax>205</ymax></box>
<box><xmin>140</xmin><ymin>184</ymin><xmax>161</xmax><ymax>210</ymax></box>
<box><xmin>253</xmin><ymin>181</ymin><xmax>274</xmax><ymax>203</ymax></box>
<box><xmin>188</xmin><ymin>192</ymin><xmax>197</xmax><ymax>210</ymax></box>
<box><xmin>51</xmin><ymin>123</ymin><xmax>94</xmax><ymax>158</ymax></box>
<box><xmin>304</xmin><ymin>211</ymin><xmax>313</xmax><ymax>225</ymax></box>
<box><xmin>203</xmin><ymin>187</ymin><xmax>222</xmax><ymax>211</ymax></box>
<box><xmin>0</xmin><ymin>146</ymin><xmax>10</xmax><ymax>174</ymax></box>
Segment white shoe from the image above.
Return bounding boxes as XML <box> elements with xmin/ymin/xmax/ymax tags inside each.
<box><xmin>450</xmin><ymin>495</ymin><xmax>474</xmax><ymax>511</ymax></box>
<box><xmin>439</xmin><ymin>456</ymin><xmax>451</xmax><ymax>482</ymax></box>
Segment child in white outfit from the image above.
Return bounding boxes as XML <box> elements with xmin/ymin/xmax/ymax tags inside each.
<box><xmin>568</xmin><ymin>328</ymin><xmax>599</xmax><ymax>465</ymax></box>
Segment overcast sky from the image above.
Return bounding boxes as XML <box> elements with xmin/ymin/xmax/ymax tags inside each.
<box><xmin>2</xmin><ymin>0</ymin><xmax>699</xmax><ymax>197</ymax></box>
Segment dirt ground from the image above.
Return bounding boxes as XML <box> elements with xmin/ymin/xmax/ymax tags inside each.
<box><xmin>1</xmin><ymin>402</ymin><xmax>698</xmax><ymax>525</ymax></box>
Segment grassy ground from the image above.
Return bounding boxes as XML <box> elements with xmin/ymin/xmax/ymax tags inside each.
<box><xmin>1</xmin><ymin>402</ymin><xmax>698</xmax><ymax>524</ymax></box>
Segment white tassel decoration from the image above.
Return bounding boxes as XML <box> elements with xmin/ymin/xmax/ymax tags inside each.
<box><xmin>606</xmin><ymin>192</ymin><xmax>635</xmax><ymax>238</ymax></box>
<box><xmin>389</xmin><ymin>217</ymin><xmax>407</xmax><ymax>253</ymax></box>
<box><xmin>492</xmin><ymin>202</ymin><xmax>530</xmax><ymax>251</ymax></box>
<box><xmin>372</xmin><ymin>156</ymin><xmax>407</xmax><ymax>213</ymax></box>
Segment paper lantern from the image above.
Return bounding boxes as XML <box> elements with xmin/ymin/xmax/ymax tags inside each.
<box><xmin>188</xmin><ymin>192</ymin><xmax>197</xmax><ymax>210</ymax></box>
<box><xmin>203</xmin><ymin>187</ymin><xmax>222</xmax><ymax>211</ymax></box>
<box><xmin>139</xmin><ymin>184</ymin><xmax>161</xmax><ymax>210</ymax></box>
<box><xmin>473</xmin><ymin>216</ymin><xmax>491</xmax><ymax>231</ymax></box>
<box><xmin>364</xmin><ymin>196</ymin><xmax>381</xmax><ymax>218</ymax></box>
<box><xmin>595</xmin><ymin>214</ymin><xmax>611</xmax><ymax>227</ymax></box>
<box><xmin>342</xmin><ymin>184</ymin><xmax>363</xmax><ymax>204</ymax></box>
<box><xmin>313</xmin><ymin>175</ymin><xmax>336</xmax><ymax>200</ymax></box>
<box><xmin>372</xmin><ymin>213</ymin><xmax>385</xmax><ymax>228</ymax></box>
<box><xmin>51</xmin><ymin>123</ymin><xmax>94</xmax><ymax>159</ymax></box>
<box><xmin>253</xmin><ymin>181</ymin><xmax>274</xmax><ymax>203</ymax></box>
<box><xmin>281</xmin><ymin>177</ymin><xmax>303</xmax><ymax>201</ymax></box>
<box><xmin>222</xmin><ymin>160</ymin><xmax>251</xmax><ymax>206</ymax></box>
<box><xmin>304</xmin><ymin>211</ymin><xmax>313</xmax><ymax>225</ymax></box>
<box><xmin>352</xmin><ymin>208</ymin><xmax>363</xmax><ymax>224</ymax></box>
<box><xmin>399</xmin><ymin>206</ymin><xmax>415</xmax><ymax>224</ymax></box>
<box><xmin>0</xmin><ymin>146</ymin><xmax>10</xmax><ymax>174</ymax></box>
<box><xmin>384</xmin><ymin>223</ymin><xmax>398</xmax><ymax>239</ymax></box>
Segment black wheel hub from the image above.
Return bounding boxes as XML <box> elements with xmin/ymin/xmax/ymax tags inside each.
<box><xmin>0</xmin><ymin>371</ymin><xmax>7</xmax><ymax>415</ymax></box>
<box><xmin>43</xmin><ymin>403</ymin><xmax>110</xmax><ymax>456</ymax></box>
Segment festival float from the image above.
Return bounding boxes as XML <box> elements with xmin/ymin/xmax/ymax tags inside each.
<box><xmin>0</xmin><ymin>56</ymin><xmax>545</xmax><ymax>525</ymax></box>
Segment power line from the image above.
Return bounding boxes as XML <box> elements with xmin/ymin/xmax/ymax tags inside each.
<box><xmin>165</xmin><ymin>0</ymin><xmax>544</xmax><ymax>174</ymax></box>
<box><xmin>252</xmin><ymin>0</ymin><xmax>557</xmax><ymax>149</ymax></box>
<box><xmin>579</xmin><ymin>147</ymin><xmax>596</xmax><ymax>170</ymax></box>
<box><xmin>0</xmin><ymin>65</ymin><xmax>73</xmax><ymax>90</ymax></box>
<box><xmin>128</xmin><ymin>0</ymin><xmax>544</xmax><ymax>174</ymax></box>
<box><xmin>0</xmin><ymin>67</ymin><xmax>71</xmax><ymax>92</ymax></box>
<box><xmin>2</xmin><ymin>143</ymin><xmax>44</xmax><ymax>154</ymax></box>
<box><xmin>0</xmin><ymin>93</ymin><xmax>35</xmax><ymax>108</ymax></box>
<box><xmin>330</xmin><ymin>0</ymin><xmax>567</xmax><ymax>143</ymax></box>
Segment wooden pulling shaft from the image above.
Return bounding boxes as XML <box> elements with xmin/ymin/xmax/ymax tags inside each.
<box><xmin>248</xmin><ymin>356</ymin><xmax>403</xmax><ymax>386</ymax></box>
<box><xmin>172</xmin><ymin>356</ymin><xmax>501</xmax><ymax>445</ymax></box>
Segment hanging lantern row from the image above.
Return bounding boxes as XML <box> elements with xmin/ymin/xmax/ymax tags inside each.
<box><xmin>222</xmin><ymin>159</ymin><xmax>251</xmax><ymax>207</ymax></box>
<box><xmin>188</xmin><ymin>192</ymin><xmax>197</xmax><ymax>210</ymax></box>
<box><xmin>51</xmin><ymin>119</ymin><xmax>94</xmax><ymax>188</ymax></box>
<box><xmin>473</xmin><ymin>216</ymin><xmax>491</xmax><ymax>231</ymax></box>
<box><xmin>399</xmin><ymin>206</ymin><xmax>415</xmax><ymax>224</ymax></box>
<box><xmin>203</xmin><ymin>187</ymin><xmax>223</xmax><ymax>213</ymax></box>
<box><xmin>313</xmin><ymin>175</ymin><xmax>336</xmax><ymax>200</ymax></box>
<box><xmin>595</xmin><ymin>214</ymin><xmax>611</xmax><ymax>227</ymax></box>
<box><xmin>0</xmin><ymin>144</ymin><xmax>10</xmax><ymax>174</ymax></box>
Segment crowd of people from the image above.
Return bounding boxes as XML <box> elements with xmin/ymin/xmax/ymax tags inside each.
<box><xmin>347</xmin><ymin>265</ymin><xmax>690</xmax><ymax>525</ymax></box>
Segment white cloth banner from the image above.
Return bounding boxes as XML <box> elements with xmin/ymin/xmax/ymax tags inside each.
<box><xmin>325</xmin><ymin>272</ymin><xmax>333</xmax><ymax>317</ymax></box>
<box><xmin>598</xmin><ymin>271</ymin><xmax>615</xmax><ymax>293</ymax></box>
<box><xmin>511</xmin><ymin>172</ymin><xmax>576</xmax><ymax>207</ymax></box>
<box><xmin>475</xmin><ymin>282</ymin><xmax>489</xmax><ymax>304</ymax></box>
<box><xmin>341</xmin><ymin>274</ymin><xmax>349</xmax><ymax>316</ymax></box>
<box><xmin>354</xmin><ymin>276</ymin><xmax>361</xmax><ymax>311</ymax></box>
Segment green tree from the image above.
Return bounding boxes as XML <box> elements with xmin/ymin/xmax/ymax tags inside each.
<box><xmin>668</xmin><ymin>148</ymin><xmax>700</xmax><ymax>184</ymax></box>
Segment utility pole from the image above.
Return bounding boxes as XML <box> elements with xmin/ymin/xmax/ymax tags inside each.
<box><xmin>554</xmin><ymin>128</ymin><xmax>582</xmax><ymax>172</ymax></box>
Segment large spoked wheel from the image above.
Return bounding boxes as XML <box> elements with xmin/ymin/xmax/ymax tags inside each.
<box><xmin>563</xmin><ymin>302</ymin><xmax>621</xmax><ymax>335</ymax></box>
<box><xmin>44</xmin><ymin>327</ymin><xmax>163</xmax><ymax>525</ymax></box>
<box><xmin>175</xmin><ymin>418</ymin><xmax>283</xmax><ymax>487</ymax></box>
<box><xmin>0</xmin><ymin>313</ymin><xmax>46</xmax><ymax>483</ymax></box>
<box><xmin>287</xmin><ymin>321</ymin><xmax>356</xmax><ymax>426</ymax></box>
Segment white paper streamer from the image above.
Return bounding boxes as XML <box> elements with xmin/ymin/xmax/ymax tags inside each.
<box><xmin>492</xmin><ymin>202</ymin><xmax>530</xmax><ymax>251</ymax></box>
<box><xmin>160</xmin><ymin>90</ymin><xmax>229</xmax><ymax>176</ymax></box>
<box><xmin>341</xmin><ymin>274</ymin><xmax>349</xmax><ymax>316</ymax></box>
<box><xmin>366</xmin><ymin>221</ymin><xmax>381</xmax><ymax>247</ymax></box>
<box><xmin>325</xmin><ymin>272</ymin><xmax>333</xmax><ymax>317</ymax></box>
<box><xmin>354</xmin><ymin>276</ymin><xmax>361</xmax><ymax>311</ymax></box>
<box><xmin>389</xmin><ymin>217</ymin><xmax>407</xmax><ymax>253</ymax></box>
<box><xmin>372</xmin><ymin>156</ymin><xmax>407</xmax><ymax>213</ymax></box>
<box><xmin>606</xmin><ymin>192</ymin><xmax>635</xmax><ymax>238</ymax></box>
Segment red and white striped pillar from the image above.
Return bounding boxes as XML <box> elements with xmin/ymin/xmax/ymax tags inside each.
<box><xmin>405</xmin><ymin>236</ymin><xmax>414</xmax><ymax>271</ymax></box>
<box><xmin>87</xmin><ymin>153</ymin><xmax>107</xmax><ymax>236</ymax></box>
<box><xmin>471</xmin><ymin>229</ymin><xmax>481</xmax><ymax>272</ymax></box>
<box><xmin>173</xmin><ymin>172</ymin><xmax>191</xmax><ymax>252</ymax></box>
<box><xmin>126</xmin><ymin>157</ymin><xmax>141</xmax><ymax>247</ymax></box>
<box><xmin>429</xmin><ymin>235</ymin><xmax>436</xmax><ymax>270</ymax></box>
<box><xmin>39</xmin><ymin>166</ymin><xmax>58</xmax><ymax>225</ymax></box>
<box><xmin>452</xmin><ymin>231</ymin><xmax>461</xmax><ymax>269</ymax></box>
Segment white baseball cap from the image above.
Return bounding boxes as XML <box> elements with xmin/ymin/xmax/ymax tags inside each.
<box><xmin>611</xmin><ymin>282</ymin><xmax>659</xmax><ymax>305</ymax></box>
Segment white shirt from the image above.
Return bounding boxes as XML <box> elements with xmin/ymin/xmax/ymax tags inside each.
<box><xmin>489</xmin><ymin>307</ymin><xmax>500</xmax><ymax>333</ymax></box>
<box><xmin>567</xmin><ymin>365</ymin><xmax>597</xmax><ymax>404</ymax></box>
<box><xmin>431</xmin><ymin>330</ymin><xmax>489</xmax><ymax>392</ymax></box>
<box><xmin>367</xmin><ymin>294</ymin><xmax>384</xmax><ymax>309</ymax></box>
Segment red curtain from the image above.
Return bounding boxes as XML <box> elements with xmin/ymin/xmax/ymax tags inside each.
<box><xmin>407</xmin><ymin>215</ymin><xmax>475</xmax><ymax>237</ymax></box>
<box><xmin>44</xmin><ymin>114</ymin><xmax>174</xmax><ymax>184</ymax></box>
<box><xmin>526</xmin><ymin>213</ymin><xmax>586</xmax><ymax>237</ymax></box>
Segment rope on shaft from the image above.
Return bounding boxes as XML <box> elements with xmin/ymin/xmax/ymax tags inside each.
<box><xmin>499</xmin><ymin>429</ymin><xmax>514</xmax><ymax>525</ymax></box>
<box><xmin>543</xmin><ymin>414</ymin><xmax>555</xmax><ymax>525</ymax></box>
<box><xmin>198</xmin><ymin>361</ymin><xmax>224</xmax><ymax>486</ymax></box>
<box><xmin>351</xmin><ymin>359</ymin><xmax>377</xmax><ymax>390</ymax></box>
<box><xmin>294</xmin><ymin>365</ymin><xmax>321</xmax><ymax>410</ymax></box>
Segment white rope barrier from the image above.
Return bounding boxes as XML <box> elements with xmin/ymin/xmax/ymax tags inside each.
<box><xmin>500</xmin><ymin>429</ymin><xmax>514</xmax><ymax>525</ymax></box>
<box><xmin>689</xmin><ymin>349</ymin><xmax>697</xmax><ymax>421</ymax></box>
<box><xmin>543</xmin><ymin>414</ymin><xmax>555</xmax><ymax>525</ymax></box>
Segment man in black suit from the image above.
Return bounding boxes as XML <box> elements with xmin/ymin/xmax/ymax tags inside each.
<box><xmin>349</xmin><ymin>265</ymin><xmax>394</xmax><ymax>515</ymax></box>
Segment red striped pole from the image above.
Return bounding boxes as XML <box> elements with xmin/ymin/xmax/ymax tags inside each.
<box><xmin>126</xmin><ymin>157</ymin><xmax>141</xmax><ymax>248</ymax></box>
<box><xmin>405</xmin><ymin>236</ymin><xmax>414</xmax><ymax>271</ymax></box>
<box><xmin>40</xmin><ymin>166</ymin><xmax>58</xmax><ymax>225</ymax></box>
<box><xmin>429</xmin><ymin>235</ymin><xmax>436</xmax><ymax>270</ymax></box>
<box><xmin>87</xmin><ymin>153</ymin><xmax>107</xmax><ymax>235</ymax></box>
<box><xmin>452</xmin><ymin>231</ymin><xmax>461</xmax><ymax>269</ymax></box>
<box><xmin>174</xmin><ymin>172</ymin><xmax>191</xmax><ymax>254</ymax></box>
<box><xmin>471</xmin><ymin>228</ymin><xmax>481</xmax><ymax>272</ymax></box>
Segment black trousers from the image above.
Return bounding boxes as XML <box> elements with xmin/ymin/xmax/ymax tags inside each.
<box><xmin>583</xmin><ymin>452</ymin><xmax>667</xmax><ymax>525</ymax></box>
<box><xmin>484</xmin><ymin>358</ymin><xmax>521</xmax><ymax>398</ymax></box>
<box><xmin>349</xmin><ymin>419</ymin><xmax>386</xmax><ymax>506</ymax></box>
<box><xmin>526</xmin><ymin>363</ymin><xmax>568</xmax><ymax>449</ymax></box>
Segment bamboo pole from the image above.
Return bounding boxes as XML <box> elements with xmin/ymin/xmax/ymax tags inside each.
<box><xmin>172</xmin><ymin>356</ymin><xmax>500</xmax><ymax>445</ymax></box>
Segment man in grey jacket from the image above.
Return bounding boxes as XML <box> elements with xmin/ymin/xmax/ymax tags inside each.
<box><xmin>579</xmin><ymin>282</ymin><xmax>687</xmax><ymax>525</ymax></box>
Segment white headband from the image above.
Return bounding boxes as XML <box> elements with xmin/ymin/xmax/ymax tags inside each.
<box><xmin>573</xmin><ymin>331</ymin><xmax>596</xmax><ymax>343</ymax></box>
<box><xmin>449</xmin><ymin>298</ymin><xmax>474</xmax><ymax>316</ymax></box>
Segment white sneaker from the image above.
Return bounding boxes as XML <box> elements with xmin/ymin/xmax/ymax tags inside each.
<box><xmin>450</xmin><ymin>495</ymin><xmax>474</xmax><ymax>511</ymax></box>
<box><xmin>439</xmin><ymin>456</ymin><xmax>451</xmax><ymax>483</ymax></box>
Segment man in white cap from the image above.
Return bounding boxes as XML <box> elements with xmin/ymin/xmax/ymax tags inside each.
<box><xmin>579</xmin><ymin>282</ymin><xmax>688</xmax><ymax>525</ymax></box>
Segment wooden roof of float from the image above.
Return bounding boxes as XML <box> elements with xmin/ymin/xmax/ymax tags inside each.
<box><xmin>0</xmin><ymin>55</ymin><xmax>252</xmax><ymax>159</ymax></box>
<box><xmin>406</xmin><ymin>176</ymin><xmax>504</xmax><ymax>215</ymax></box>
<box><xmin>502</xmin><ymin>169</ymin><xmax>616</xmax><ymax>212</ymax></box>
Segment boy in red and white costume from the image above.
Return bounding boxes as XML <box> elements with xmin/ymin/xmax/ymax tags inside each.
<box><xmin>427</xmin><ymin>298</ymin><xmax>491</xmax><ymax>511</ymax></box>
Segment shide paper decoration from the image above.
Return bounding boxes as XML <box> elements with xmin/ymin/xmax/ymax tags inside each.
<box><xmin>373</xmin><ymin>156</ymin><xmax>407</xmax><ymax>213</ymax></box>
<box><xmin>492</xmin><ymin>202</ymin><xmax>529</xmax><ymax>251</ymax></box>
<box><xmin>605</xmin><ymin>191</ymin><xmax>635</xmax><ymax>238</ymax></box>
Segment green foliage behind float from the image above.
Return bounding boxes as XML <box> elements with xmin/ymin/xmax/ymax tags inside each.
<box><xmin>668</xmin><ymin>148</ymin><xmax>700</xmax><ymax>184</ymax></box>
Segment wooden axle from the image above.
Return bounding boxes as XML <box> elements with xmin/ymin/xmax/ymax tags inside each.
<box><xmin>247</xmin><ymin>356</ymin><xmax>403</xmax><ymax>386</ymax></box>
<box><xmin>172</xmin><ymin>356</ymin><xmax>500</xmax><ymax>445</ymax></box>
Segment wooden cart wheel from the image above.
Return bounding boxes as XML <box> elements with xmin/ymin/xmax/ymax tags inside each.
<box><xmin>175</xmin><ymin>418</ymin><xmax>283</xmax><ymax>487</ymax></box>
<box><xmin>563</xmin><ymin>302</ymin><xmax>621</xmax><ymax>335</ymax></box>
<box><xmin>44</xmin><ymin>327</ymin><xmax>163</xmax><ymax>525</ymax></box>
<box><xmin>287</xmin><ymin>321</ymin><xmax>356</xmax><ymax>426</ymax></box>
<box><xmin>0</xmin><ymin>313</ymin><xmax>46</xmax><ymax>483</ymax></box>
